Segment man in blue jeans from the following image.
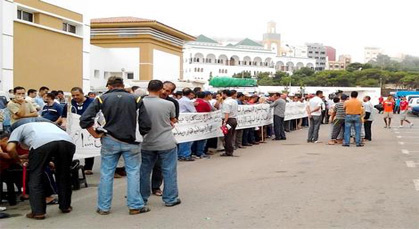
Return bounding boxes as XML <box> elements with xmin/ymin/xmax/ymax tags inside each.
<box><xmin>80</xmin><ymin>76</ymin><xmax>152</xmax><ymax>215</ymax></box>
<box><xmin>343</xmin><ymin>91</ymin><xmax>364</xmax><ymax>147</ymax></box>
<box><xmin>140</xmin><ymin>80</ymin><xmax>181</xmax><ymax>207</ymax></box>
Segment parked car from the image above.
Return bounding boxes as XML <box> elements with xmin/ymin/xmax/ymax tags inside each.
<box><xmin>407</xmin><ymin>95</ymin><xmax>419</xmax><ymax>103</ymax></box>
<box><xmin>408</xmin><ymin>98</ymin><xmax>419</xmax><ymax>116</ymax></box>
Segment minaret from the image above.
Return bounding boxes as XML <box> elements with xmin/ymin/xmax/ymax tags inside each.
<box><xmin>262</xmin><ymin>21</ymin><xmax>281</xmax><ymax>56</ymax></box>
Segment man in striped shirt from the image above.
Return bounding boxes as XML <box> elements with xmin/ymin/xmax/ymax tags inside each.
<box><xmin>328</xmin><ymin>94</ymin><xmax>348</xmax><ymax>145</ymax></box>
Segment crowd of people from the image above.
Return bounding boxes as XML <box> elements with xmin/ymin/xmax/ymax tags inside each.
<box><xmin>0</xmin><ymin>76</ymin><xmax>415</xmax><ymax>220</ymax></box>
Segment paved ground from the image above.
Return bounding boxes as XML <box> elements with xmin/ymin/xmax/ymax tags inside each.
<box><xmin>3</xmin><ymin>114</ymin><xmax>419</xmax><ymax>228</ymax></box>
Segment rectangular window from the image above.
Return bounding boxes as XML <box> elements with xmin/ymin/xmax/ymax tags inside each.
<box><xmin>17</xmin><ymin>10</ymin><xmax>33</xmax><ymax>22</ymax></box>
<box><xmin>68</xmin><ymin>24</ymin><xmax>76</xmax><ymax>34</ymax></box>
<box><xmin>94</xmin><ymin>70</ymin><xmax>100</xmax><ymax>79</ymax></box>
<box><xmin>63</xmin><ymin>22</ymin><xmax>77</xmax><ymax>34</ymax></box>
<box><xmin>127</xmin><ymin>73</ymin><xmax>134</xmax><ymax>79</ymax></box>
<box><xmin>22</xmin><ymin>11</ymin><xmax>33</xmax><ymax>22</ymax></box>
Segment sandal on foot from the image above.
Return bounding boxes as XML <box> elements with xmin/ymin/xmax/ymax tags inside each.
<box><xmin>152</xmin><ymin>189</ymin><xmax>163</xmax><ymax>196</ymax></box>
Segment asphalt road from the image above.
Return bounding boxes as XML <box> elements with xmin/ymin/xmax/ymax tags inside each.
<box><xmin>3</xmin><ymin>114</ymin><xmax>419</xmax><ymax>228</ymax></box>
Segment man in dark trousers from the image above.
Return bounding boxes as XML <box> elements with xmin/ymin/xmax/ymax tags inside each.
<box><xmin>221</xmin><ymin>90</ymin><xmax>238</xmax><ymax>157</ymax></box>
<box><xmin>61</xmin><ymin>87</ymin><xmax>95</xmax><ymax>175</ymax></box>
<box><xmin>150</xmin><ymin>81</ymin><xmax>179</xmax><ymax>197</ymax></box>
<box><xmin>80</xmin><ymin>76</ymin><xmax>151</xmax><ymax>215</ymax></box>
<box><xmin>270</xmin><ymin>93</ymin><xmax>287</xmax><ymax>140</ymax></box>
<box><xmin>6</xmin><ymin>121</ymin><xmax>75</xmax><ymax>220</ymax></box>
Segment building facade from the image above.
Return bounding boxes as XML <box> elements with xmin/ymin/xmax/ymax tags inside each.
<box><xmin>328</xmin><ymin>54</ymin><xmax>352</xmax><ymax>70</ymax></box>
<box><xmin>325</xmin><ymin>46</ymin><xmax>336</xmax><ymax>62</ymax></box>
<box><xmin>89</xmin><ymin>17</ymin><xmax>195</xmax><ymax>90</ymax></box>
<box><xmin>0</xmin><ymin>0</ymin><xmax>90</xmax><ymax>92</ymax></box>
<box><xmin>364</xmin><ymin>47</ymin><xmax>381</xmax><ymax>63</ymax></box>
<box><xmin>183</xmin><ymin>35</ymin><xmax>315</xmax><ymax>84</ymax></box>
<box><xmin>307</xmin><ymin>43</ymin><xmax>327</xmax><ymax>71</ymax></box>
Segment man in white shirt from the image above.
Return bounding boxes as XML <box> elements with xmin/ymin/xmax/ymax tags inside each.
<box><xmin>221</xmin><ymin>90</ymin><xmax>238</xmax><ymax>157</ymax></box>
<box><xmin>363</xmin><ymin>96</ymin><xmax>374</xmax><ymax>141</ymax></box>
<box><xmin>306</xmin><ymin>90</ymin><xmax>324</xmax><ymax>143</ymax></box>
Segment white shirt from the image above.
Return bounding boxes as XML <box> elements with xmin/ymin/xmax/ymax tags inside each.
<box><xmin>363</xmin><ymin>101</ymin><xmax>374</xmax><ymax>121</ymax></box>
<box><xmin>222</xmin><ymin>97</ymin><xmax>238</xmax><ymax>118</ymax></box>
<box><xmin>309</xmin><ymin>96</ymin><xmax>323</xmax><ymax>116</ymax></box>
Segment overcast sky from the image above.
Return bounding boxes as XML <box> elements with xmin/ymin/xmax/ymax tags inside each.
<box><xmin>57</xmin><ymin>0</ymin><xmax>419</xmax><ymax>62</ymax></box>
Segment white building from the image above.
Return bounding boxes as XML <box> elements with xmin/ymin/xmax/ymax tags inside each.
<box><xmin>364</xmin><ymin>47</ymin><xmax>382</xmax><ymax>63</ymax></box>
<box><xmin>183</xmin><ymin>35</ymin><xmax>315</xmax><ymax>84</ymax></box>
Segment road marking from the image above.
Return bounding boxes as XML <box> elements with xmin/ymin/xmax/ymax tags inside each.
<box><xmin>399</xmin><ymin>142</ymin><xmax>419</xmax><ymax>145</ymax></box>
<box><xmin>413</xmin><ymin>180</ymin><xmax>419</xmax><ymax>191</ymax></box>
<box><xmin>397</xmin><ymin>136</ymin><xmax>419</xmax><ymax>139</ymax></box>
<box><xmin>406</xmin><ymin>161</ymin><xmax>417</xmax><ymax>168</ymax></box>
<box><xmin>402</xmin><ymin>149</ymin><xmax>410</xmax><ymax>155</ymax></box>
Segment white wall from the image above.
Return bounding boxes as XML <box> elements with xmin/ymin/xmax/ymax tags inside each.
<box><xmin>259</xmin><ymin>86</ymin><xmax>381</xmax><ymax>105</ymax></box>
<box><xmin>90</xmin><ymin>45</ymin><xmax>140</xmax><ymax>90</ymax></box>
<box><xmin>153</xmin><ymin>49</ymin><xmax>180</xmax><ymax>82</ymax></box>
<box><xmin>1</xmin><ymin>0</ymin><xmax>15</xmax><ymax>91</ymax></box>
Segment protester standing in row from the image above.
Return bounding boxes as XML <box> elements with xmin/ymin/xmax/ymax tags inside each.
<box><xmin>177</xmin><ymin>88</ymin><xmax>196</xmax><ymax>161</ymax></box>
<box><xmin>221</xmin><ymin>90</ymin><xmax>238</xmax><ymax>157</ymax></box>
<box><xmin>343</xmin><ymin>91</ymin><xmax>363</xmax><ymax>147</ymax></box>
<box><xmin>194</xmin><ymin>91</ymin><xmax>211</xmax><ymax>158</ymax></box>
<box><xmin>80</xmin><ymin>76</ymin><xmax>152</xmax><ymax>215</ymax></box>
<box><xmin>140</xmin><ymin>80</ymin><xmax>181</xmax><ymax>207</ymax></box>
<box><xmin>270</xmin><ymin>93</ymin><xmax>287</xmax><ymax>141</ymax></box>
<box><xmin>306</xmin><ymin>91</ymin><xmax>324</xmax><ymax>143</ymax></box>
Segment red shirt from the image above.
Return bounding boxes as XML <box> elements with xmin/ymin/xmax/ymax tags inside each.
<box><xmin>400</xmin><ymin>100</ymin><xmax>409</xmax><ymax>111</ymax></box>
<box><xmin>195</xmin><ymin>98</ymin><xmax>211</xmax><ymax>112</ymax></box>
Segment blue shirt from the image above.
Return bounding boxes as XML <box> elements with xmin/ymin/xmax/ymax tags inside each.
<box><xmin>34</xmin><ymin>96</ymin><xmax>45</xmax><ymax>110</ymax></box>
<box><xmin>178</xmin><ymin>96</ymin><xmax>196</xmax><ymax>113</ymax></box>
<box><xmin>41</xmin><ymin>103</ymin><xmax>63</xmax><ymax>122</ymax></box>
<box><xmin>62</xmin><ymin>97</ymin><xmax>94</xmax><ymax>118</ymax></box>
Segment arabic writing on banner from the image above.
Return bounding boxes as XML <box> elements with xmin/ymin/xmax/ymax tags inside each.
<box><xmin>68</xmin><ymin>103</ymin><xmax>307</xmax><ymax>159</ymax></box>
<box><xmin>67</xmin><ymin>113</ymin><xmax>101</xmax><ymax>160</ymax></box>
<box><xmin>173</xmin><ymin>110</ymin><xmax>223</xmax><ymax>143</ymax></box>
<box><xmin>236</xmin><ymin>104</ymin><xmax>273</xmax><ymax>130</ymax></box>
<box><xmin>284</xmin><ymin>102</ymin><xmax>308</xmax><ymax>121</ymax></box>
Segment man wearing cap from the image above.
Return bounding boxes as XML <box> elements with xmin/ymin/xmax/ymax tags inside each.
<box><xmin>80</xmin><ymin>76</ymin><xmax>152</xmax><ymax>215</ymax></box>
